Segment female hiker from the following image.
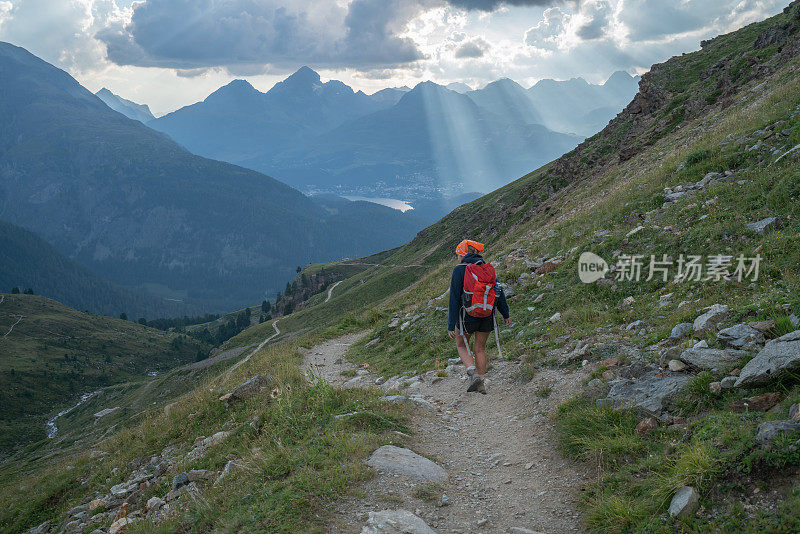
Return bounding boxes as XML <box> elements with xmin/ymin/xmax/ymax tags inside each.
<box><xmin>447</xmin><ymin>240</ymin><xmax>510</xmax><ymax>394</ymax></box>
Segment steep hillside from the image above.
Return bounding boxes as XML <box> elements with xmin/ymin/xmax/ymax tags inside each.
<box><xmin>0</xmin><ymin>43</ymin><xmax>423</xmax><ymax>312</ymax></box>
<box><xmin>2</xmin><ymin>4</ymin><xmax>800</xmax><ymax>533</ymax></box>
<box><xmin>0</xmin><ymin>220</ymin><xmax>198</xmax><ymax>319</ymax></box>
<box><xmin>95</xmin><ymin>88</ymin><xmax>155</xmax><ymax>123</ymax></box>
<box><xmin>0</xmin><ymin>294</ymin><xmax>207</xmax><ymax>452</ymax></box>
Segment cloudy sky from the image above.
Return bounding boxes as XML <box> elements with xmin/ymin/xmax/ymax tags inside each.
<box><xmin>0</xmin><ymin>0</ymin><xmax>788</xmax><ymax>115</ymax></box>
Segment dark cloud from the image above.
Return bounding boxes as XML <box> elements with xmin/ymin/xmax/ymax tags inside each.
<box><xmin>98</xmin><ymin>0</ymin><xmax>423</xmax><ymax>70</ymax></box>
<box><xmin>454</xmin><ymin>38</ymin><xmax>489</xmax><ymax>58</ymax></box>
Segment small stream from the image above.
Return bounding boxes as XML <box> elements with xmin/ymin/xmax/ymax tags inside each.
<box><xmin>45</xmin><ymin>390</ymin><xmax>101</xmax><ymax>438</ymax></box>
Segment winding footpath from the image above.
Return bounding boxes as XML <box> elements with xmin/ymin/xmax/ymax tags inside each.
<box><xmin>226</xmin><ymin>320</ymin><xmax>281</xmax><ymax>377</ymax></box>
<box><xmin>302</xmin><ymin>333</ymin><xmax>591</xmax><ymax>533</ymax></box>
<box><xmin>325</xmin><ymin>281</ymin><xmax>343</xmax><ymax>303</ymax></box>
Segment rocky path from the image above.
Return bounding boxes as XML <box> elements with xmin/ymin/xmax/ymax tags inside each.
<box><xmin>302</xmin><ymin>333</ymin><xmax>592</xmax><ymax>533</ymax></box>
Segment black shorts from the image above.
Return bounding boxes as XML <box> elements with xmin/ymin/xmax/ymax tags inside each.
<box><xmin>460</xmin><ymin>315</ymin><xmax>494</xmax><ymax>334</ymax></box>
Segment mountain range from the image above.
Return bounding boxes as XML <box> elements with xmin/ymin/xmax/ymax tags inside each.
<box><xmin>145</xmin><ymin>68</ymin><xmax>639</xmax><ymax>195</ymax></box>
<box><xmin>0</xmin><ymin>42</ymin><xmax>423</xmax><ymax>312</ymax></box>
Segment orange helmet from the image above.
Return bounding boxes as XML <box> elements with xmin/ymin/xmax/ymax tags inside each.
<box><xmin>456</xmin><ymin>239</ymin><xmax>485</xmax><ymax>256</ymax></box>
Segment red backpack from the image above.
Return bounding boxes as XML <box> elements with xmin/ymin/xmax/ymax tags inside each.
<box><xmin>461</xmin><ymin>262</ymin><xmax>497</xmax><ymax>318</ymax></box>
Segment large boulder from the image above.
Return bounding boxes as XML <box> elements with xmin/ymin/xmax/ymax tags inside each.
<box><xmin>679</xmin><ymin>345</ymin><xmax>748</xmax><ymax>369</ymax></box>
<box><xmin>693</xmin><ymin>305</ymin><xmax>728</xmax><ymax>334</ymax></box>
<box><xmin>366</xmin><ymin>445</ymin><xmax>447</xmax><ymax>483</ymax></box>
<box><xmin>597</xmin><ymin>370</ymin><xmax>691</xmax><ymax>415</ymax></box>
<box><xmin>717</xmin><ymin>324</ymin><xmax>765</xmax><ymax>350</ymax></box>
<box><xmin>360</xmin><ymin>510</ymin><xmax>436</xmax><ymax>534</ymax></box>
<box><xmin>735</xmin><ymin>331</ymin><xmax>800</xmax><ymax>388</ymax></box>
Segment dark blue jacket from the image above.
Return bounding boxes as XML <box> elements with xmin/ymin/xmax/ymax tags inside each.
<box><xmin>448</xmin><ymin>253</ymin><xmax>510</xmax><ymax>331</ymax></box>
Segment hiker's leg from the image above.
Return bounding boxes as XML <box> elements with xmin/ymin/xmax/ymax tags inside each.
<box><xmin>473</xmin><ymin>332</ymin><xmax>490</xmax><ymax>375</ymax></box>
<box><xmin>455</xmin><ymin>331</ymin><xmax>475</xmax><ymax>368</ymax></box>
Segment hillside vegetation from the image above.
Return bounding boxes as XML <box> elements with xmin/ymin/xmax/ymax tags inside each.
<box><xmin>2</xmin><ymin>4</ymin><xmax>800</xmax><ymax>533</ymax></box>
<box><xmin>0</xmin><ymin>220</ymin><xmax>200</xmax><ymax>319</ymax></box>
<box><xmin>0</xmin><ymin>294</ymin><xmax>207</xmax><ymax>452</ymax></box>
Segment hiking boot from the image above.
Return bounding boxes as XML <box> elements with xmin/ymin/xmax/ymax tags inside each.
<box><xmin>467</xmin><ymin>374</ymin><xmax>485</xmax><ymax>393</ymax></box>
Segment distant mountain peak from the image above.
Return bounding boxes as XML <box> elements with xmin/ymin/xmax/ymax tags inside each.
<box><xmin>226</xmin><ymin>78</ymin><xmax>256</xmax><ymax>90</ymax></box>
<box><xmin>285</xmin><ymin>66</ymin><xmax>321</xmax><ymax>85</ymax></box>
<box><xmin>446</xmin><ymin>81</ymin><xmax>473</xmax><ymax>94</ymax></box>
<box><xmin>204</xmin><ymin>78</ymin><xmax>261</xmax><ymax>103</ymax></box>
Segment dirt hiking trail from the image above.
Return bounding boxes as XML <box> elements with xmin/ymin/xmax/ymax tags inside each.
<box><xmin>302</xmin><ymin>333</ymin><xmax>593</xmax><ymax>533</ymax></box>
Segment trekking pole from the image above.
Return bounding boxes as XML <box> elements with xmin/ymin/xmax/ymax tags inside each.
<box><xmin>493</xmin><ymin>313</ymin><xmax>503</xmax><ymax>359</ymax></box>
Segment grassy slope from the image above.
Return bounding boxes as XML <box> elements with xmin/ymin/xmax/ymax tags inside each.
<box><xmin>0</xmin><ymin>294</ymin><xmax>207</xmax><ymax>451</ymax></box>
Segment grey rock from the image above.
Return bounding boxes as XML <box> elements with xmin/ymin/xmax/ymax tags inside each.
<box><xmin>28</xmin><ymin>521</ymin><xmax>53</xmax><ymax>534</ymax></box>
<box><xmin>670</xmin><ymin>323</ymin><xmax>693</xmax><ymax>339</ymax></box>
<box><xmin>366</xmin><ymin>445</ymin><xmax>448</xmax><ymax>483</ymax></box>
<box><xmin>790</xmin><ymin>403</ymin><xmax>800</xmax><ymax>421</ymax></box>
<box><xmin>735</xmin><ymin>331</ymin><xmax>800</xmax><ymax>387</ymax></box>
<box><xmin>172</xmin><ymin>472</ymin><xmax>190</xmax><ymax>490</ymax></box>
<box><xmin>668</xmin><ymin>486</ymin><xmax>700</xmax><ymax>518</ymax></box>
<box><xmin>618</xmin><ymin>362</ymin><xmax>658</xmax><ymax>379</ymax></box>
<box><xmin>720</xmin><ymin>376</ymin><xmax>737</xmax><ymax>389</ymax></box>
<box><xmin>109</xmin><ymin>482</ymin><xmax>134</xmax><ymax>497</ymax></box>
<box><xmin>360</xmin><ymin>510</ymin><xmax>436</xmax><ymax>534</ymax></box>
<box><xmin>597</xmin><ymin>370</ymin><xmax>690</xmax><ymax>415</ymax></box>
<box><xmin>146</xmin><ymin>496</ymin><xmax>165</xmax><ymax>511</ymax></box>
<box><xmin>755</xmin><ymin>420</ymin><xmax>800</xmax><ymax>447</ymax></box>
<box><xmin>187</xmin><ymin>469</ymin><xmax>217</xmax><ymax>482</ymax></box>
<box><xmin>668</xmin><ymin>359</ymin><xmax>686</xmax><ymax>372</ymax></box>
<box><xmin>696</xmin><ymin>172</ymin><xmax>721</xmax><ymax>188</ymax></box>
<box><xmin>746</xmin><ymin>216</ymin><xmax>781</xmax><ymax>234</ymax></box>
<box><xmin>665</xmin><ymin>191</ymin><xmax>690</xmax><ymax>202</ymax></box>
<box><xmin>499</xmin><ymin>283</ymin><xmax>516</xmax><ymax>298</ymax></box>
<box><xmin>693</xmin><ymin>304</ymin><xmax>728</xmax><ymax>334</ymax></box>
<box><xmin>230</xmin><ymin>374</ymin><xmax>272</xmax><ymax>401</ymax></box>
<box><xmin>366</xmin><ymin>338</ymin><xmax>381</xmax><ymax>347</ymax></box>
<box><xmin>67</xmin><ymin>504</ymin><xmax>89</xmax><ymax>516</ymax></box>
<box><xmin>679</xmin><ymin>347</ymin><xmax>747</xmax><ymax>369</ymax></box>
<box><xmin>626</xmin><ymin>320</ymin><xmax>644</xmax><ymax>331</ymax></box>
<box><xmin>717</xmin><ymin>324</ymin><xmax>765</xmax><ymax>349</ymax></box>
